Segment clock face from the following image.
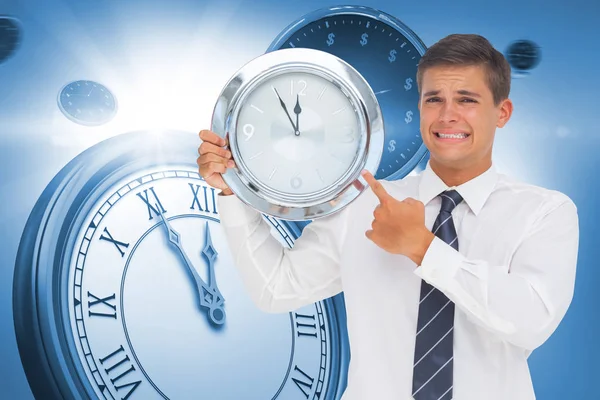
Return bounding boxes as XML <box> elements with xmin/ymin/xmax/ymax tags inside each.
<box><xmin>68</xmin><ymin>168</ymin><xmax>340</xmax><ymax>399</ymax></box>
<box><xmin>0</xmin><ymin>16</ymin><xmax>22</xmax><ymax>64</ymax></box>
<box><xmin>235</xmin><ymin>71</ymin><xmax>361</xmax><ymax>195</ymax></box>
<box><xmin>58</xmin><ymin>80</ymin><xmax>118</xmax><ymax>126</ymax></box>
<box><xmin>13</xmin><ymin>131</ymin><xmax>349</xmax><ymax>400</ymax></box>
<box><xmin>267</xmin><ymin>7</ymin><xmax>429</xmax><ymax>180</ymax></box>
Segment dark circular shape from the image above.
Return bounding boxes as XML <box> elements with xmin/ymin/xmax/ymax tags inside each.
<box><xmin>0</xmin><ymin>16</ymin><xmax>22</xmax><ymax>64</ymax></box>
<box><xmin>505</xmin><ymin>40</ymin><xmax>541</xmax><ymax>71</ymax></box>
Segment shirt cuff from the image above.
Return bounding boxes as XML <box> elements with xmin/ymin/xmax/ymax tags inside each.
<box><xmin>216</xmin><ymin>193</ymin><xmax>262</xmax><ymax>227</ymax></box>
<box><xmin>414</xmin><ymin>236</ymin><xmax>464</xmax><ymax>286</ymax></box>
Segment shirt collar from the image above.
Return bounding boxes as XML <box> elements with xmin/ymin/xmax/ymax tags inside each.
<box><xmin>417</xmin><ymin>161</ymin><xmax>498</xmax><ymax>216</ymax></box>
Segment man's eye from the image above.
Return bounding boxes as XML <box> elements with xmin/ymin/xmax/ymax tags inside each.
<box><xmin>425</xmin><ymin>97</ymin><xmax>441</xmax><ymax>103</ymax></box>
<box><xmin>460</xmin><ymin>98</ymin><xmax>477</xmax><ymax>103</ymax></box>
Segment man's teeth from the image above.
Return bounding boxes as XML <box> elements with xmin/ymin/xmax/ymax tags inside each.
<box><xmin>436</xmin><ymin>132</ymin><xmax>469</xmax><ymax>139</ymax></box>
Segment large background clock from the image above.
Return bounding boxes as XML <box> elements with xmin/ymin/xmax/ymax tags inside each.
<box><xmin>12</xmin><ymin>130</ymin><xmax>349</xmax><ymax>399</ymax></box>
<box><xmin>267</xmin><ymin>5</ymin><xmax>430</xmax><ymax>181</ymax></box>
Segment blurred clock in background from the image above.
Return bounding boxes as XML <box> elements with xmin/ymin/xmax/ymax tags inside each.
<box><xmin>0</xmin><ymin>16</ymin><xmax>22</xmax><ymax>64</ymax></box>
<box><xmin>58</xmin><ymin>80</ymin><xmax>118</xmax><ymax>126</ymax></box>
<box><xmin>505</xmin><ymin>39</ymin><xmax>541</xmax><ymax>78</ymax></box>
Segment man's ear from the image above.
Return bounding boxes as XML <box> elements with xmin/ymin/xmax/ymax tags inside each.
<box><xmin>497</xmin><ymin>98</ymin><xmax>513</xmax><ymax>128</ymax></box>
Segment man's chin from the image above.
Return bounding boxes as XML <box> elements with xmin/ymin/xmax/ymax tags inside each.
<box><xmin>429</xmin><ymin>154</ymin><xmax>471</xmax><ymax>168</ymax></box>
<box><xmin>429</xmin><ymin>154</ymin><xmax>493</xmax><ymax>174</ymax></box>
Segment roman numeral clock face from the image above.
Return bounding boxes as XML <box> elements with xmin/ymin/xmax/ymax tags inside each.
<box><xmin>65</xmin><ymin>167</ymin><xmax>341</xmax><ymax>399</ymax></box>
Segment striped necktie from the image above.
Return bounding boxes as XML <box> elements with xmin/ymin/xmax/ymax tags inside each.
<box><xmin>412</xmin><ymin>189</ymin><xmax>463</xmax><ymax>400</ymax></box>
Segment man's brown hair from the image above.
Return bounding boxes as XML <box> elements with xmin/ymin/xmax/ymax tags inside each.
<box><xmin>416</xmin><ymin>34</ymin><xmax>512</xmax><ymax>106</ymax></box>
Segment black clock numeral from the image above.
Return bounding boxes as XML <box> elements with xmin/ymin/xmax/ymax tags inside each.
<box><xmin>99</xmin><ymin>227</ymin><xmax>129</xmax><ymax>257</ymax></box>
<box><xmin>98</xmin><ymin>345</ymin><xmax>142</xmax><ymax>400</ymax></box>
<box><xmin>295</xmin><ymin>313</ymin><xmax>318</xmax><ymax>338</ymax></box>
<box><xmin>88</xmin><ymin>292</ymin><xmax>117</xmax><ymax>319</ymax></box>
<box><xmin>189</xmin><ymin>183</ymin><xmax>217</xmax><ymax>214</ymax></box>
<box><xmin>136</xmin><ymin>187</ymin><xmax>167</xmax><ymax>220</ymax></box>
<box><xmin>291</xmin><ymin>365</ymin><xmax>314</xmax><ymax>399</ymax></box>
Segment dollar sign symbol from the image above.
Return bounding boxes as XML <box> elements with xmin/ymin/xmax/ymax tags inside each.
<box><xmin>388</xmin><ymin>140</ymin><xmax>396</xmax><ymax>152</ymax></box>
<box><xmin>326</xmin><ymin>33</ymin><xmax>335</xmax><ymax>46</ymax></box>
<box><xmin>404</xmin><ymin>78</ymin><xmax>413</xmax><ymax>91</ymax></box>
<box><xmin>388</xmin><ymin>49</ymin><xmax>397</xmax><ymax>63</ymax></box>
<box><xmin>360</xmin><ymin>33</ymin><xmax>368</xmax><ymax>46</ymax></box>
<box><xmin>405</xmin><ymin>111</ymin><xmax>413</xmax><ymax>124</ymax></box>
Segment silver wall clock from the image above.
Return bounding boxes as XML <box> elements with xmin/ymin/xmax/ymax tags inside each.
<box><xmin>211</xmin><ymin>47</ymin><xmax>384</xmax><ymax>221</ymax></box>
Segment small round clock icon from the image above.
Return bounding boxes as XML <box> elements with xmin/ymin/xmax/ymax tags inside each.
<box><xmin>58</xmin><ymin>80</ymin><xmax>118</xmax><ymax>126</ymax></box>
<box><xmin>13</xmin><ymin>130</ymin><xmax>349</xmax><ymax>400</ymax></box>
<box><xmin>267</xmin><ymin>5</ymin><xmax>430</xmax><ymax>180</ymax></box>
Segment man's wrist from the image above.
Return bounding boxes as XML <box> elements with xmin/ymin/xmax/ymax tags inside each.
<box><xmin>409</xmin><ymin>229</ymin><xmax>435</xmax><ymax>266</ymax></box>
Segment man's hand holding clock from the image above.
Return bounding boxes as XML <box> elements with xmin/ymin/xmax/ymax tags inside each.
<box><xmin>362</xmin><ymin>171</ymin><xmax>435</xmax><ymax>266</ymax></box>
<box><xmin>197</xmin><ymin>130</ymin><xmax>236</xmax><ymax>196</ymax></box>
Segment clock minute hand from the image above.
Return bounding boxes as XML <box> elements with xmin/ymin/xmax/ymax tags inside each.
<box><xmin>157</xmin><ymin>210</ymin><xmax>225</xmax><ymax>325</ymax></box>
<box><xmin>273</xmin><ymin>87</ymin><xmax>298</xmax><ymax>134</ymax></box>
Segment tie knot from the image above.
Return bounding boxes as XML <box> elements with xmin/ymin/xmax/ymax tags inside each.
<box><xmin>439</xmin><ymin>189</ymin><xmax>463</xmax><ymax>213</ymax></box>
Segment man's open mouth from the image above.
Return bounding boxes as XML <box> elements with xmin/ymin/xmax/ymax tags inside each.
<box><xmin>434</xmin><ymin>132</ymin><xmax>471</xmax><ymax>140</ymax></box>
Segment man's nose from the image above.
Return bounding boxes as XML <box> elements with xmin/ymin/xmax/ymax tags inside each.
<box><xmin>438</xmin><ymin>101</ymin><xmax>460</xmax><ymax>124</ymax></box>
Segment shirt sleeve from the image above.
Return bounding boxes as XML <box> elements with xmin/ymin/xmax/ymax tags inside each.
<box><xmin>216</xmin><ymin>193</ymin><xmax>351</xmax><ymax>313</ymax></box>
<box><xmin>414</xmin><ymin>197</ymin><xmax>579</xmax><ymax>351</ymax></box>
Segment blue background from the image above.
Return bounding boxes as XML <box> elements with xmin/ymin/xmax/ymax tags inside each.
<box><xmin>1</xmin><ymin>0</ymin><xmax>599</xmax><ymax>398</ymax></box>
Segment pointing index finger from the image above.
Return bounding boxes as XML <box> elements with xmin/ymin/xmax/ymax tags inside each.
<box><xmin>361</xmin><ymin>170</ymin><xmax>389</xmax><ymax>202</ymax></box>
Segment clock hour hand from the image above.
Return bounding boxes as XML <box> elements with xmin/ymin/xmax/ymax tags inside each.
<box><xmin>293</xmin><ymin>94</ymin><xmax>302</xmax><ymax>136</ymax></box>
<box><xmin>200</xmin><ymin>220</ymin><xmax>223</xmax><ymax>304</ymax></box>
<box><xmin>157</xmin><ymin>210</ymin><xmax>226</xmax><ymax>325</ymax></box>
<box><xmin>273</xmin><ymin>87</ymin><xmax>298</xmax><ymax>134</ymax></box>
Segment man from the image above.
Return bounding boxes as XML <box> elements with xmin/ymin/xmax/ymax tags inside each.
<box><xmin>197</xmin><ymin>34</ymin><xmax>579</xmax><ymax>400</ymax></box>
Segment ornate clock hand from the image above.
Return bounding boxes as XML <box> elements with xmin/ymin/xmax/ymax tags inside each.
<box><xmin>293</xmin><ymin>94</ymin><xmax>302</xmax><ymax>136</ymax></box>
<box><xmin>157</xmin><ymin>209</ymin><xmax>226</xmax><ymax>325</ymax></box>
<box><xmin>273</xmin><ymin>87</ymin><xmax>298</xmax><ymax>134</ymax></box>
<box><xmin>200</xmin><ymin>220</ymin><xmax>225</xmax><ymax>314</ymax></box>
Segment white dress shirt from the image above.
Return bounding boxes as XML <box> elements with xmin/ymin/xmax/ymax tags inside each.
<box><xmin>216</xmin><ymin>162</ymin><xmax>579</xmax><ymax>400</ymax></box>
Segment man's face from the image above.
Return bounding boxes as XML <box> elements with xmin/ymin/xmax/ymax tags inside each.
<box><xmin>418</xmin><ymin>64</ymin><xmax>512</xmax><ymax>171</ymax></box>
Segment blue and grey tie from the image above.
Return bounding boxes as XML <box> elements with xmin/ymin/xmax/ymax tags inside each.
<box><xmin>412</xmin><ymin>189</ymin><xmax>463</xmax><ymax>400</ymax></box>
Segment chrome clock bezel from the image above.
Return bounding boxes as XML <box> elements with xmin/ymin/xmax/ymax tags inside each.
<box><xmin>211</xmin><ymin>47</ymin><xmax>384</xmax><ymax>220</ymax></box>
